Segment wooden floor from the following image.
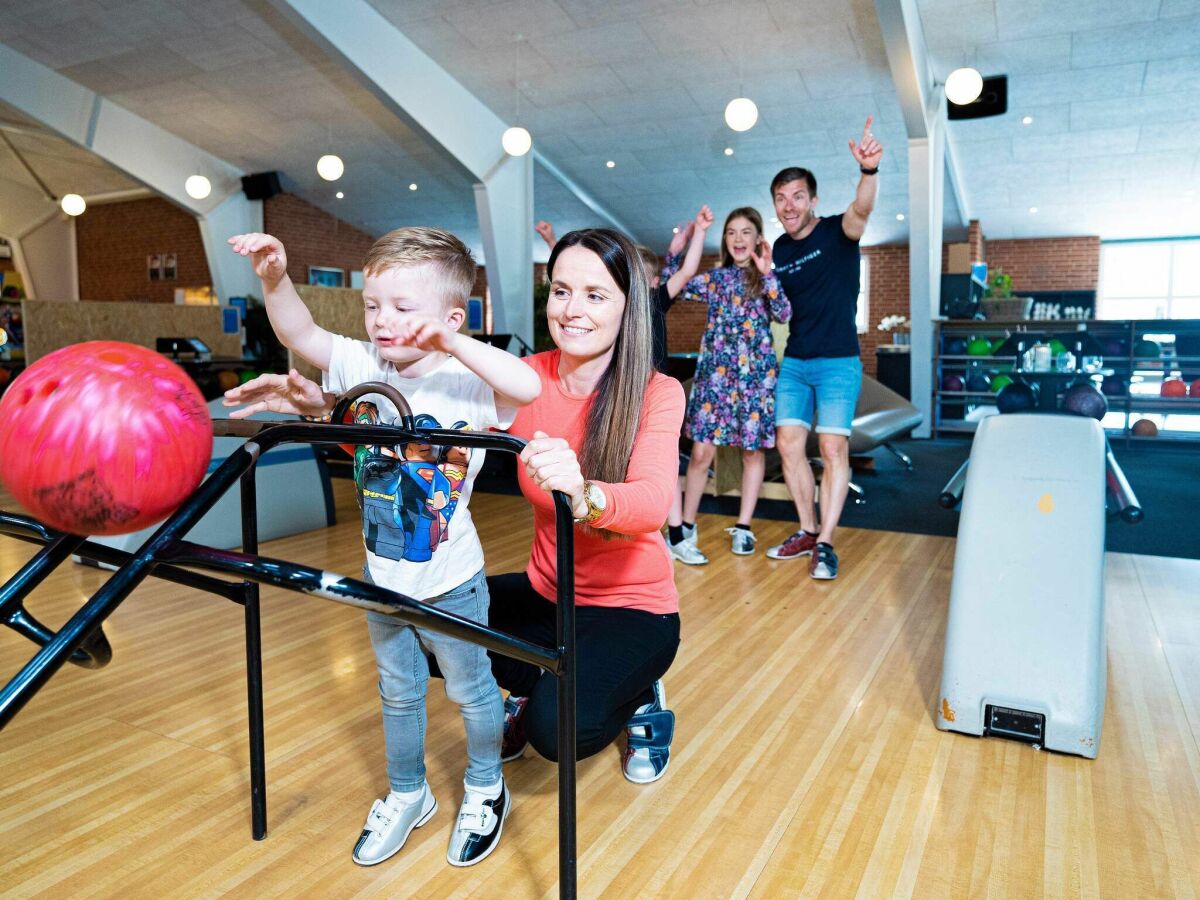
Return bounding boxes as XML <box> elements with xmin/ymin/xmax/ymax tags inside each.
<box><xmin>2</xmin><ymin>480</ymin><xmax>1199</xmax><ymax>898</ymax></box>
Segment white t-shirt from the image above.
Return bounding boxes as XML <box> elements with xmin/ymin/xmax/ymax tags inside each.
<box><xmin>324</xmin><ymin>334</ymin><xmax>515</xmax><ymax>600</ymax></box>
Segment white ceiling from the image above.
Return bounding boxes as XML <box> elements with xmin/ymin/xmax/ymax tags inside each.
<box><xmin>0</xmin><ymin>0</ymin><xmax>1197</xmax><ymax>257</ymax></box>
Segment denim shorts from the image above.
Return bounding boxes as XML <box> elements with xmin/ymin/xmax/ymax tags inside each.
<box><xmin>775</xmin><ymin>355</ymin><xmax>862</xmax><ymax>436</ymax></box>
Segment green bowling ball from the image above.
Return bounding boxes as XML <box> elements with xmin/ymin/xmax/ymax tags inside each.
<box><xmin>990</xmin><ymin>374</ymin><xmax>1013</xmax><ymax>393</ymax></box>
<box><xmin>967</xmin><ymin>338</ymin><xmax>992</xmax><ymax>356</ymax></box>
<box><xmin>1047</xmin><ymin>338</ymin><xmax>1068</xmax><ymax>356</ymax></box>
<box><xmin>238</xmin><ymin>369</ymin><xmax>260</xmax><ymax>384</ymax></box>
<box><xmin>1134</xmin><ymin>338</ymin><xmax>1161</xmax><ymax>359</ymax></box>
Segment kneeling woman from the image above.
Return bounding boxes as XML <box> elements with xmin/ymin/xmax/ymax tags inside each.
<box><xmin>497</xmin><ymin>227</ymin><xmax>685</xmax><ymax>782</ymax></box>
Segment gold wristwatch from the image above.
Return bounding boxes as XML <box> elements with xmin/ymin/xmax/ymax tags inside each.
<box><xmin>575</xmin><ymin>480</ymin><xmax>607</xmax><ymax>525</ymax></box>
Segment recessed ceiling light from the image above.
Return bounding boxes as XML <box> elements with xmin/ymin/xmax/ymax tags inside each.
<box><xmin>1022</xmin><ymin>115</ymin><xmax>1034</xmax><ymax>125</ymax></box>
<box><xmin>1029</xmin><ymin>206</ymin><xmax>1038</xmax><ymax>214</ymax></box>
<box><xmin>896</xmin><ymin>213</ymin><xmax>905</xmax><ymax>221</ymax></box>
<box><xmin>724</xmin><ymin>147</ymin><xmax>734</xmax><ymax>156</ymax></box>
<box><xmin>336</xmin><ymin>191</ymin><xmax>344</xmax><ymax>199</ymax></box>
<box><xmin>409</xmin><ymin>183</ymin><xmax>418</xmax><ymax>191</ymax></box>
<box><xmin>672</xmin><ymin>227</ymin><xmax>680</xmax><ymax>234</ymax></box>
<box><xmin>606</xmin><ymin>160</ymin><xmax>616</xmax><ymax>168</ymax></box>
<box><xmin>724</xmin><ymin>97</ymin><xmax>758</xmax><ymax>132</ymax></box>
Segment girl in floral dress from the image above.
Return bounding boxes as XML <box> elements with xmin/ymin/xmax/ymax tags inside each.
<box><xmin>664</xmin><ymin>206</ymin><xmax>792</xmax><ymax>557</ymax></box>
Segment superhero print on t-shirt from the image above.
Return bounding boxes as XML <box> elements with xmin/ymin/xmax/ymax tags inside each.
<box><xmin>349</xmin><ymin>401</ymin><xmax>471</xmax><ymax>563</ymax></box>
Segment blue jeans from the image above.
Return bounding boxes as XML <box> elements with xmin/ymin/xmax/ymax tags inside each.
<box><xmin>775</xmin><ymin>355</ymin><xmax>863</xmax><ymax>436</ymax></box>
<box><xmin>365</xmin><ymin>567</ymin><xmax>503</xmax><ymax>791</ymax></box>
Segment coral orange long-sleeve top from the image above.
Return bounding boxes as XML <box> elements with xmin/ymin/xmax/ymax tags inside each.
<box><xmin>509</xmin><ymin>351</ymin><xmax>686</xmax><ymax>615</ymax></box>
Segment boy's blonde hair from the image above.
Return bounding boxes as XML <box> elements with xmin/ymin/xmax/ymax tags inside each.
<box><xmin>634</xmin><ymin>244</ymin><xmax>659</xmax><ymax>281</ymax></box>
<box><xmin>362</xmin><ymin>226</ymin><xmax>476</xmax><ymax>310</ymax></box>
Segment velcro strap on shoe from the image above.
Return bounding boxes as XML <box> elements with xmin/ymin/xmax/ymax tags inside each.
<box><xmin>626</xmin><ymin>709</ymin><xmax>675</xmax><ymax>750</ymax></box>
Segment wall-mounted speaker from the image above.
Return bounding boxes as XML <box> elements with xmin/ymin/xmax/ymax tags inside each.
<box><xmin>241</xmin><ymin>171</ymin><xmax>282</xmax><ymax>201</ymax></box>
<box><xmin>948</xmin><ymin>75</ymin><xmax>1007</xmax><ymax>121</ymax></box>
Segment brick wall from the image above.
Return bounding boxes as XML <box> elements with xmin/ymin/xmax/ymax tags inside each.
<box><xmin>263</xmin><ymin>193</ymin><xmax>378</xmax><ymax>288</ymax></box>
<box><xmin>860</xmin><ymin>244</ymin><xmax>911</xmax><ymax>376</ymax></box>
<box><xmin>664</xmin><ymin>253</ymin><xmax>721</xmax><ymax>353</ymax></box>
<box><xmin>76</xmin><ymin>197</ymin><xmax>210</xmax><ymax>303</ymax></box>
<box><xmin>986</xmin><ymin>236</ymin><xmax>1101</xmax><ymax>292</ymax></box>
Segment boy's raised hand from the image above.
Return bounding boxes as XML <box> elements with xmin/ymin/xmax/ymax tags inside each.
<box><xmin>667</xmin><ymin>221</ymin><xmax>694</xmax><ymax>256</ymax></box>
<box><xmin>534</xmin><ymin>220</ymin><xmax>557</xmax><ymax>250</ymax></box>
<box><xmin>227</xmin><ymin>233</ymin><xmax>289</xmax><ymax>285</ymax></box>
<box><xmin>393</xmin><ymin>314</ymin><xmax>460</xmax><ymax>354</ymax></box>
<box><xmin>222</xmin><ymin>369</ymin><xmax>332</xmax><ymax>419</ymax></box>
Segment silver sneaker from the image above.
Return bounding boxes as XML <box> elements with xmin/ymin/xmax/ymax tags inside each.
<box><xmin>352</xmin><ymin>783</ymin><xmax>438</xmax><ymax>866</ymax></box>
<box><xmin>447</xmin><ymin>781</ymin><xmax>510</xmax><ymax>867</ymax></box>
<box><xmin>669</xmin><ymin>536</ymin><xmax>709</xmax><ymax>565</ymax></box>
<box><xmin>726</xmin><ymin>526</ymin><xmax>757</xmax><ymax>555</ymax></box>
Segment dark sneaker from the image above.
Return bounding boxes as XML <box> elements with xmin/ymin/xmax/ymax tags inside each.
<box><xmin>810</xmin><ymin>542</ymin><xmax>839</xmax><ymax>580</ymax></box>
<box><xmin>352</xmin><ymin>783</ymin><xmax>438</xmax><ymax>866</ymax></box>
<box><xmin>766</xmin><ymin>530</ymin><xmax>818</xmax><ymax>560</ymax></box>
<box><xmin>623</xmin><ymin>680</ymin><xmax>676</xmax><ymax>784</ymax></box>
<box><xmin>501</xmin><ymin>695</ymin><xmax>529</xmax><ymax>762</ymax></box>
<box><xmin>446</xmin><ymin>781</ymin><xmax>510</xmax><ymax>867</ymax></box>
<box><xmin>725</xmin><ymin>526</ymin><xmax>757</xmax><ymax>556</ymax></box>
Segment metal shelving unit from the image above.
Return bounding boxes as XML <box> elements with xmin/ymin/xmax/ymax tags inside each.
<box><xmin>932</xmin><ymin>319</ymin><xmax>1200</xmax><ymax>443</ymax></box>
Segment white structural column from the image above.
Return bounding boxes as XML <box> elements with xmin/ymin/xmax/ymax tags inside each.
<box><xmin>0</xmin><ymin>44</ymin><xmax>260</xmax><ymax>303</ymax></box>
<box><xmin>907</xmin><ymin>126</ymin><xmax>946</xmax><ymax>436</ymax></box>
<box><xmin>876</xmin><ymin>0</ymin><xmax>958</xmax><ymax>436</ymax></box>
<box><xmin>274</xmin><ymin>0</ymin><xmax>536</xmax><ymax>344</ymax></box>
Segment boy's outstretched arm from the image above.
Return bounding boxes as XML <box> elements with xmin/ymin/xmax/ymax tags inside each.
<box><xmin>393</xmin><ymin>316</ymin><xmax>541</xmax><ymax>409</ymax></box>
<box><xmin>222</xmin><ymin>369</ymin><xmax>335</xmax><ymax>419</ymax></box>
<box><xmin>228</xmin><ymin>232</ymin><xmax>333</xmax><ymax>371</ymax></box>
<box><xmin>666</xmin><ymin>205</ymin><xmax>714</xmax><ymax>299</ymax></box>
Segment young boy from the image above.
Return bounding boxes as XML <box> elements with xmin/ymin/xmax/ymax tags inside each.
<box><xmin>225</xmin><ymin>227</ymin><xmax>540</xmax><ymax>867</ymax></box>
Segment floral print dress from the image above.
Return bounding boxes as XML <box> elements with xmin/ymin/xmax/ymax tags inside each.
<box><xmin>663</xmin><ymin>254</ymin><xmax>792</xmax><ymax>449</ymax></box>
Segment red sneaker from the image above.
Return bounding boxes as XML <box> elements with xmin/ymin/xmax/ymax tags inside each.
<box><xmin>766</xmin><ymin>530</ymin><xmax>818</xmax><ymax>560</ymax></box>
<box><xmin>501</xmin><ymin>695</ymin><xmax>529</xmax><ymax>762</ymax></box>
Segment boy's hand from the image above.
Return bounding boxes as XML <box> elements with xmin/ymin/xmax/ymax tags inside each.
<box><xmin>749</xmin><ymin>236</ymin><xmax>773</xmax><ymax>276</ymax></box>
<box><xmin>228</xmin><ymin>233</ymin><xmax>289</xmax><ymax>285</ymax></box>
<box><xmin>534</xmin><ymin>220</ymin><xmax>557</xmax><ymax>250</ymax></box>
<box><xmin>667</xmin><ymin>221</ymin><xmax>694</xmax><ymax>256</ymax></box>
<box><xmin>695</xmin><ymin>205</ymin><xmax>715</xmax><ymax>232</ymax></box>
<box><xmin>393</xmin><ymin>314</ymin><xmax>461</xmax><ymax>354</ymax></box>
<box><xmin>222</xmin><ymin>369</ymin><xmax>333</xmax><ymax>419</ymax></box>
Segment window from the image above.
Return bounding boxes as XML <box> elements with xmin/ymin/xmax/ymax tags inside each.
<box><xmin>856</xmin><ymin>256</ymin><xmax>870</xmax><ymax>333</ymax></box>
<box><xmin>1098</xmin><ymin>240</ymin><xmax>1200</xmax><ymax>320</ymax></box>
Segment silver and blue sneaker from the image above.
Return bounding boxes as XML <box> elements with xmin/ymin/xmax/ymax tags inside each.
<box><xmin>623</xmin><ymin>680</ymin><xmax>675</xmax><ymax>784</ymax></box>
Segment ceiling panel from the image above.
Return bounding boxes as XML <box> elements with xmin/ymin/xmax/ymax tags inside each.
<box><xmin>0</xmin><ymin>0</ymin><xmax>1195</xmax><ymax>257</ymax></box>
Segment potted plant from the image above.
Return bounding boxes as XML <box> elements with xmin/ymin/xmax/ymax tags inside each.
<box><xmin>878</xmin><ymin>314</ymin><xmax>911</xmax><ymax>345</ymax></box>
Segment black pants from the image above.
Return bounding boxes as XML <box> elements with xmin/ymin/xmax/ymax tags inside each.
<box><xmin>453</xmin><ymin>572</ymin><xmax>680</xmax><ymax>762</ymax></box>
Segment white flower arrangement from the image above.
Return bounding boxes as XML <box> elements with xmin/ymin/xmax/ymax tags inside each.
<box><xmin>877</xmin><ymin>315</ymin><xmax>910</xmax><ymax>332</ymax></box>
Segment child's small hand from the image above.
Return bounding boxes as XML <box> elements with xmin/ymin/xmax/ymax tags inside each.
<box><xmin>667</xmin><ymin>221</ymin><xmax>694</xmax><ymax>256</ymax></box>
<box><xmin>535</xmin><ymin>220</ymin><xmax>557</xmax><ymax>249</ymax></box>
<box><xmin>222</xmin><ymin>369</ymin><xmax>333</xmax><ymax>419</ymax></box>
<box><xmin>227</xmin><ymin>233</ymin><xmax>288</xmax><ymax>285</ymax></box>
<box><xmin>749</xmin><ymin>236</ymin><xmax>773</xmax><ymax>276</ymax></box>
<box><xmin>695</xmin><ymin>205</ymin><xmax>714</xmax><ymax>232</ymax></box>
<box><xmin>392</xmin><ymin>315</ymin><xmax>460</xmax><ymax>353</ymax></box>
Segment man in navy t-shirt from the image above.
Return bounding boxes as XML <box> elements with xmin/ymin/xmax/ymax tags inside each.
<box><xmin>765</xmin><ymin>118</ymin><xmax>883</xmax><ymax>581</ymax></box>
